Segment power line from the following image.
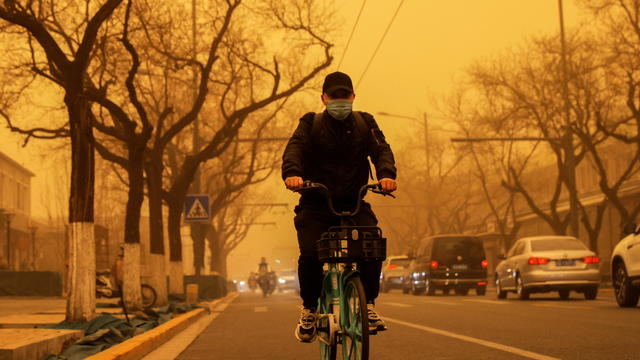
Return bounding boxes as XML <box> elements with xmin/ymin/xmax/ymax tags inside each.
<box><xmin>355</xmin><ymin>0</ymin><xmax>405</xmax><ymax>90</ymax></box>
<box><xmin>337</xmin><ymin>0</ymin><xmax>368</xmax><ymax>70</ymax></box>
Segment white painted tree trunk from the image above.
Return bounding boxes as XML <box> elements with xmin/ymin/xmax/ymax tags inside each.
<box><xmin>169</xmin><ymin>261</ymin><xmax>183</xmax><ymax>295</ymax></box>
<box><xmin>66</xmin><ymin>222</ymin><xmax>96</xmax><ymax>322</ymax></box>
<box><xmin>148</xmin><ymin>253</ymin><xmax>168</xmax><ymax>305</ymax></box>
<box><xmin>123</xmin><ymin>243</ymin><xmax>142</xmax><ymax>310</ymax></box>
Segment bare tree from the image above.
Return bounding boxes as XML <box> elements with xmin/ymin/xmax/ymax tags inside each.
<box><xmin>582</xmin><ymin>0</ymin><xmax>640</xmax><ymax>232</ymax></box>
<box><xmin>461</xmin><ymin>31</ymin><xmax>613</xmax><ymax>250</ymax></box>
<box><xmin>0</xmin><ymin>0</ymin><xmax>124</xmax><ymax>322</ymax></box>
<box><xmin>155</xmin><ymin>0</ymin><xmax>334</xmax><ymax>292</ymax></box>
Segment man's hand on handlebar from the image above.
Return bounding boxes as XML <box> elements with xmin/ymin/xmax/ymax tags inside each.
<box><xmin>285</xmin><ymin>176</ymin><xmax>304</xmax><ymax>190</ymax></box>
<box><xmin>379</xmin><ymin>178</ymin><xmax>397</xmax><ymax>193</ymax></box>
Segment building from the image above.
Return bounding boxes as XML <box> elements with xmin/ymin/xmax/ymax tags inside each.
<box><xmin>0</xmin><ymin>150</ymin><xmax>35</xmax><ymax>271</ymax></box>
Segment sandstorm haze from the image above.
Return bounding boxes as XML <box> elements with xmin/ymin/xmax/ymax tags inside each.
<box><xmin>0</xmin><ymin>0</ymin><xmax>638</xmax><ymax>306</ymax></box>
<box><xmin>0</xmin><ymin>1</ymin><xmax>584</xmax><ymax>281</ymax></box>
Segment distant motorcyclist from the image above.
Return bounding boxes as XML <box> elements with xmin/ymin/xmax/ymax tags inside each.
<box><xmin>257</xmin><ymin>257</ymin><xmax>275</xmax><ymax>297</ymax></box>
<box><xmin>257</xmin><ymin>257</ymin><xmax>271</xmax><ymax>275</ymax></box>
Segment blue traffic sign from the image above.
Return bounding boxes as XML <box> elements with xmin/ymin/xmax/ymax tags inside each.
<box><xmin>184</xmin><ymin>194</ymin><xmax>211</xmax><ymax>222</ymax></box>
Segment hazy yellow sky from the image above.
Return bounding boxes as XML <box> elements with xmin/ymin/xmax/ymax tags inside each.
<box><xmin>0</xmin><ymin>0</ymin><xmax>584</xmax><ymax>277</ymax></box>
<box><xmin>229</xmin><ymin>0</ymin><xmax>584</xmax><ymax>278</ymax></box>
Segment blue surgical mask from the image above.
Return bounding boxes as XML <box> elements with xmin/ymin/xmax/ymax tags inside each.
<box><xmin>326</xmin><ymin>100</ymin><xmax>353</xmax><ymax>121</ymax></box>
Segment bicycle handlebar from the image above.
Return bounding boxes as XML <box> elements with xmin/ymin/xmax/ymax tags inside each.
<box><xmin>293</xmin><ymin>181</ymin><xmax>395</xmax><ymax>217</ymax></box>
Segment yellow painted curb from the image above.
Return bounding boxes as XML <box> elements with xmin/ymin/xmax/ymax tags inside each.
<box><xmin>85</xmin><ymin>308</ymin><xmax>205</xmax><ymax>360</ymax></box>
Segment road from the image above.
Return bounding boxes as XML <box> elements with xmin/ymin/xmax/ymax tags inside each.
<box><xmin>176</xmin><ymin>289</ymin><xmax>640</xmax><ymax>360</ymax></box>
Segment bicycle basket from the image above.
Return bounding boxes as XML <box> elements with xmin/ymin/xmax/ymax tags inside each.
<box><xmin>316</xmin><ymin>226</ymin><xmax>387</xmax><ymax>263</ymax></box>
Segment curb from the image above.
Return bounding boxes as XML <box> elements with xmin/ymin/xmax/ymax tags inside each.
<box><xmin>86</xmin><ymin>294</ymin><xmax>233</xmax><ymax>360</ymax></box>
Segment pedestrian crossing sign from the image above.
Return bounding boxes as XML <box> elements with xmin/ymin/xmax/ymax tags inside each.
<box><xmin>184</xmin><ymin>195</ymin><xmax>211</xmax><ymax>222</ymax></box>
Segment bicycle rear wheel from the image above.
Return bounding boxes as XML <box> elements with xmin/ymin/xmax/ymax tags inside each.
<box><xmin>318</xmin><ymin>280</ymin><xmax>337</xmax><ymax>360</ymax></box>
<box><xmin>141</xmin><ymin>284</ymin><xmax>157</xmax><ymax>309</ymax></box>
<box><xmin>342</xmin><ymin>276</ymin><xmax>369</xmax><ymax>360</ymax></box>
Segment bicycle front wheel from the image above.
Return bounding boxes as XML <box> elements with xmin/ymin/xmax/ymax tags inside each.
<box><xmin>342</xmin><ymin>276</ymin><xmax>369</xmax><ymax>360</ymax></box>
<box><xmin>319</xmin><ymin>280</ymin><xmax>337</xmax><ymax>360</ymax></box>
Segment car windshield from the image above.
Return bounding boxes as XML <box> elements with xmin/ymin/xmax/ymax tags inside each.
<box><xmin>432</xmin><ymin>237</ymin><xmax>484</xmax><ymax>263</ymax></box>
<box><xmin>389</xmin><ymin>258</ymin><xmax>410</xmax><ymax>268</ymax></box>
<box><xmin>531</xmin><ymin>239</ymin><xmax>587</xmax><ymax>251</ymax></box>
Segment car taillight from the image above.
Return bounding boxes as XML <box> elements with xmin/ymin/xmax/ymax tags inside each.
<box><xmin>583</xmin><ymin>256</ymin><xmax>599</xmax><ymax>264</ymax></box>
<box><xmin>481</xmin><ymin>260</ymin><xmax>488</xmax><ymax>269</ymax></box>
<box><xmin>477</xmin><ymin>282</ymin><xmax>488</xmax><ymax>286</ymax></box>
<box><xmin>387</xmin><ymin>264</ymin><xmax>398</xmax><ymax>270</ymax></box>
<box><xmin>528</xmin><ymin>257</ymin><xmax>550</xmax><ymax>265</ymax></box>
<box><xmin>430</xmin><ymin>261</ymin><xmax>439</xmax><ymax>269</ymax></box>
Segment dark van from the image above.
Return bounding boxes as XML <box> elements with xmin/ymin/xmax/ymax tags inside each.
<box><xmin>401</xmin><ymin>235</ymin><xmax>488</xmax><ymax>296</ymax></box>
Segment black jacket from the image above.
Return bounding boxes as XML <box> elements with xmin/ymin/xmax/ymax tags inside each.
<box><xmin>282</xmin><ymin>110</ymin><xmax>397</xmax><ymax>207</ymax></box>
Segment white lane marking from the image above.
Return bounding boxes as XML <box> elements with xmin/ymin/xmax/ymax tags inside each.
<box><xmin>385</xmin><ymin>317</ymin><xmax>560</xmax><ymax>360</ymax></box>
<box><xmin>463</xmin><ymin>299</ymin><xmax>509</xmax><ymax>305</ymax></box>
<box><xmin>423</xmin><ymin>299</ymin><xmax>459</xmax><ymax>306</ymax></box>
<box><xmin>531</xmin><ymin>303</ymin><xmax>595</xmax><ymax>310</ymax></box>
<box><xmin>254</xmin><ymin>306</ymin><xmax>268</xmax><ymax>312</ymax></box>
<box><xmin>384</xmin><ymin>302</ymin><xmax>413</xmax><ymax>308</ymax></box>
<box><xmin>141</xmin><ymin>292</ymin><xmax>239</xmax><ymax>360</ymax></box>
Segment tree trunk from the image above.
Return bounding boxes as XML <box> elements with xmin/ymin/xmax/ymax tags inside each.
<box><xmin>123</xmin><ymin>242</ymin><xmax>141</xmax><ymax>310</ymax></box>
<box><xmin>66</xmin><ymin>222</ymin><xmax>95</xmax><ymax>322</ymax></box>
<box><xmin>122</xmin><ymin>146</ymin><xmax>145</xmax><ymax>310</ymax></box>
<box><xmin>207</xmin><ymin>227</ymin><xmax>227</xmax><ymax>279</ymax></box>
<box><xmin>66</xmin><ymin>93</ymin><xmax>96</xmax><ymax>322</ymax></box>
<box><xmin>167</xmin><ymin>199</ymin><xmax>184</xmax><ymax>294</ymax></box>
<box><xmin>190</xmin><ymin>222</ymin><xmax>207</xmax><ymax>276</ymax></box>
<box><xmin>145</xmin><ymin>157</ymin><xmax>168</xmax><ymax>305</ymax></box>
<box><xmin>168</xmin><ymin>261</ymin><xmax>183</xmax><ymax>295</ymax></box>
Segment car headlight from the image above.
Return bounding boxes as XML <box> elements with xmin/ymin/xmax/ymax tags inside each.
<box><xmin>278</xmin><ymin>279</ymin><xmax>286</xmax><ymax>284</ymax></box>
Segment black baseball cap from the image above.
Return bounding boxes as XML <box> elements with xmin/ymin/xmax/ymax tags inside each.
<box><xmin>322</xmin><ymin>71</ymin><xmax>354</xmax><ymax>96</ymax></box>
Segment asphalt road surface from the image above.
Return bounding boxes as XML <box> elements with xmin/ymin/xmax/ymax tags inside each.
<box><xmin>177</xmin><ymin>289</ymin><xmax>639</xmax><ymax>360</ymax></box>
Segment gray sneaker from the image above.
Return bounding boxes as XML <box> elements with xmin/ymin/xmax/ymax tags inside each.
<box><xmin>294</xmin><ymin>308</ymin><xmax>318</xmax><ymax>342</ymax></box>
<box><xmin>367</xmin><ymin>304</ymin><xmax>387</xmax><ymax>331</ymax></box>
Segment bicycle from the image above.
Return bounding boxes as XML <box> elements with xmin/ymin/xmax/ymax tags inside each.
<box><xmin>295</xmin><ymin>181</ymin><xmax>394</xmax><ymax>360</ymax></box>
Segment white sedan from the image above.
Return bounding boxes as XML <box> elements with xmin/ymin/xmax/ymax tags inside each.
<box><xmin>611</xmin><ymin>223</ymin><xmax>640</xmax><ymax>307</ymax></box>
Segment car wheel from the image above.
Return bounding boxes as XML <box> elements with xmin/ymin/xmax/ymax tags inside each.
<box><xmin>425</xmin><ymin>279</ymin><xmax>436</xmax><ymax>296</ymax></box>
<box><xmin>584</xmin><ymin>287</ymin><xmax>598</xmax><ymax>300</ymax></box>
<box><xmin>402</xmin><ymin>283</ymin><xmax>410</xmax><ymax>294</ymax></box>
<box><xmin>613</xmin><ymin>262</ymin><xmax>640</xmax><ymax>307</ymax></box>
<box><xmin>411</xmin><ymin>282</ymin><xmax>424</xmax><ymax>295</ymax></box>
<box><xmin>496</xmin><ymin>278</ymin><xmax>507</xmax><ymax>299</ymax></box>
<box><xmin>558</xmin><ymin>289</ymin><xmax>570</xmax><ymax>300</ymax></box>
<box><xmin>516</xmin><ymin>275</ymin><xmax>530</xmax><ymax>300</ymax></box>
<box><xmin>476</xmin><ymin>286</ymin><xmax>487</xmax><ymax>296</ymax></box>
<box><xmin>455</xmin><ymin>287</ymin><xmax>469</xmax><ymax>296</ymax></box>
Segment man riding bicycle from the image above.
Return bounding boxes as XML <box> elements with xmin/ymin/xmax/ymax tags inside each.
<box><xmin>282</xmin><ymin>71</ymin><xmax>397</xmax><ymax>342</ymax></box>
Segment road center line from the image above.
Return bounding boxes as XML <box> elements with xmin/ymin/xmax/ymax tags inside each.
<box><xmin>384</xmin><ymin>302</ymin><xmax>413</xmax><ymax>308</ymax></box>
<box><xmin>384</xmin><ymin>317</ymin><xmax>560</xmax><ymax>360</ymax></box>
<box><xmin>463</xmin><ymin>299</ymin><xmax>509</xmax><ymax>305</ymax></box>
<box><xmin>254</xmin><ymin>306</ymin><xmax>268</xmax><ymax>312</ymax></box>
<box><xmin>531</xmin><ymin>303</ymin><xmax>595</xmax><ymax>310</ymax></box>
<box><xmin>423</xmin><ymin>299</ymin><xmax>459</xmax><ymax>306</ymax></box>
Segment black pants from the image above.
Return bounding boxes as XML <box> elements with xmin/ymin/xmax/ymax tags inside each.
<box><xmin>294</xmin><ymin>202</ymin><xmax>382</xmax><ymax>309</ymax></box>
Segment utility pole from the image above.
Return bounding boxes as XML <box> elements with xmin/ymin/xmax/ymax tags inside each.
<box><xmin>423</xmin><ymin>112</ymin><xmax>430</xmax><ymax>192</ymax></box>
<box><xmin>191</xmin><ymin>0</ymin><xmax>206</xmax><ymax>276</ymax></box>
<box><xmin>558</xmin><ymin>0</ymin><xmax>580</xmax><ymax>238</ymax></box>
